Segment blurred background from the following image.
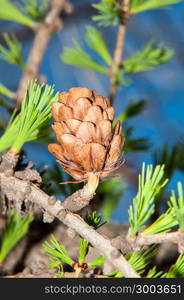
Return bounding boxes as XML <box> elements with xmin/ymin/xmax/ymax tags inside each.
<box><xmin>0</xmin><ymin>0</ymin><xmax>184</xmax><ymax>222</ymax></box>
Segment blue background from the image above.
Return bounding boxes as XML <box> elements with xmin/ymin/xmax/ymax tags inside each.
<box><xmin>0</xmin><ymin>0</ymin><xmax>184</xmax><ymax>222</ymax></box>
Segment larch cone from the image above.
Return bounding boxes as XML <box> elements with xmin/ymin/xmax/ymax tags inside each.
<box><xmin>48</xmin><ymin>87</ymin><xmax>125</xmax><ymax>182</ymax></box>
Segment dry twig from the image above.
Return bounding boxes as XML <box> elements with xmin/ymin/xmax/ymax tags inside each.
<box><xmin>0</xmin><ymin>153</ymin><xmax>140</xmax><ymax>278</ymax></box>
<box><xmin>0</xmin><ymin>174</ymin><xmax>140</xmax><ymax>277</ymax></box>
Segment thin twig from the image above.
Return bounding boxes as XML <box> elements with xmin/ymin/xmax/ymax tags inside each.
<box><xmin>16</xmin><ymin>0</ymin><xmax>67</xmax><ymax>104</ymax></box>
<box><xmin>109</xmin><ymin>0</ymin><xmax>130</xmax><ymax>102</ymax></box>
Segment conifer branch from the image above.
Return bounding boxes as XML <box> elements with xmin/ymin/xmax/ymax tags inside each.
<box><xmin>16</xmin><ymin>0</ymin><xmax>68</xmax><ymax>104</ymax></box>
<box><xmin>109</xmin><ymin>0</ymin><xmax>130</xmax><ymax>102</ymax></box>
<box><xmin>127</xmin><ymin>230</ymin><xmax>184</xmax><ymax>253</ymax></box>
<box><xmin>112</xmin><ymin>229</ymin><xmax>184</xmax><ymax>254</ymax></box>
<box><xmin>0</xmin><ymin>153</ymin><xmax>140</xmax><ymax>278</ymax></box>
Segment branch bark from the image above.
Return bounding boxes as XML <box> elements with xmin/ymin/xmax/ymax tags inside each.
<box><xmin>63</xmin><ymin>173</ymin><xmax>99</xmax><ymax>212</ymax></box>
<box><xmin>109</xmin><ymin>0</ymin><xmax>130</xmax><ymax>102</ymax></box>
<box><xmin>112</xmin><ymin>230</ymin><xmax>184</xmax><ymax>254</ymax></box>
<box><xmin>0</xmin><ymin>173</ymin><xmax>140</xmax><ymax>278</ymax></box>
<box><xmin>0</xmin><ymin>170</ymin><xmax>140</xmax><ymax>278</ymax></box>
<box><xmin>16</xmin><ymin>0</ymin><xmax>67</xmax><ymax>104</ymax></box>
<box><xmin>130</xmin><ymin>231</ymin><xmax>184</xmax><ymax>253</ymax></box>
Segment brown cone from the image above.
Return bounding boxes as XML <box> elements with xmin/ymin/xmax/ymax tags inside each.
<box><xmin>48</xmin><ymin>87</ymin><xmax>125</xmax><ymax>182</ymax></box>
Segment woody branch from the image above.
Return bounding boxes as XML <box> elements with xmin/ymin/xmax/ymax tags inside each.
<box><xmin>0</xmin><ymin>152</ymin><xmax>140</xmax><ymax>278</ymax></box>
<box><xmin>16</xmin><ymin>0</ymin><xmax>71</xmax><ymax>104</ymax></box>
<box><xmin>109</xmin><ymin>0</ymin><xmax>131</xmax><ymax>102</ymax></box>
<box><xmin>112</xmin><ymin>229</ymin><xmax>184</xmax><ymax>254</ymax></box>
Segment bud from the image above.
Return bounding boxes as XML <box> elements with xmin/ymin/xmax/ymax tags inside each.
<box><xmin>48</xmin><ymin>87</ymin><xmax>124</xmax><ymax>182</ymax></box>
